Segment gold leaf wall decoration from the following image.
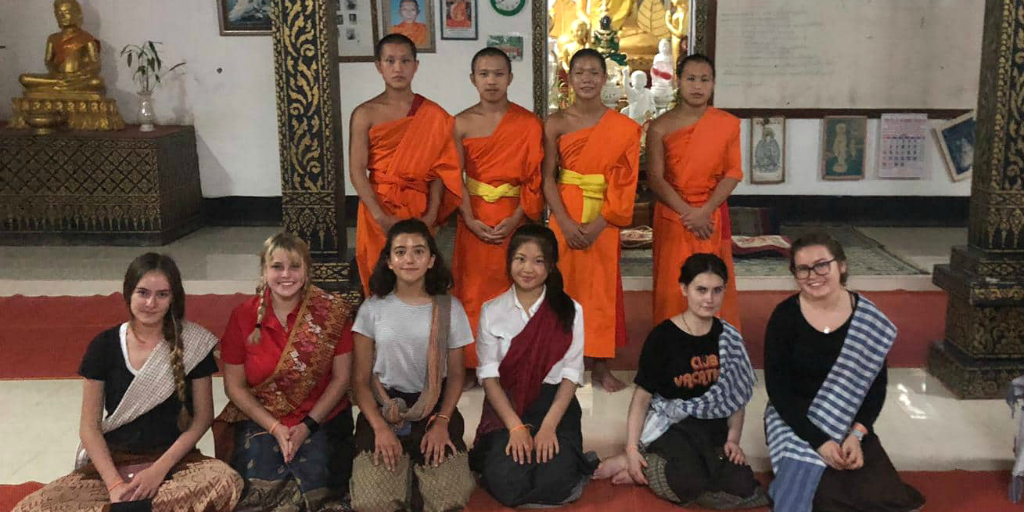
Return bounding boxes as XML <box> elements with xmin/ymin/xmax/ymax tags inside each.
<box><xmin>637</xmin><ymin>0</ymin><xmax>669</xmax><ymax>39</ymax></box>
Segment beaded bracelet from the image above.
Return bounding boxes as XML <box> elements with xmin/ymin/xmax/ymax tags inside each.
<box><xmin>428</xmin><ymin>413</ymin><xmax>451</xmax><ymax>427</ymax></box>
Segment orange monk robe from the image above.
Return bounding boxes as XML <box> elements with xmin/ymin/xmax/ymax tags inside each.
<box><xmin>652</xmin><ymin>107</ymin><xmax>743</xmax><ymax>330</ymax></box>
<box><xmin>356</xmin><ymin>95</ymin><xmax>462</xmax><ymax>294</ymax></box>
<box><xmin>550</xmin><ymin>110</ymin><xmax>641</xmax><ymax>359</ymax></box>
<box><xmin>391</xmin><ymin>22</ymin><xmax>428</xmax><ymax>46</ymax></box>
<box><xmin>451</xmin><ymin>104</ymin><xmax>544</xmax><ymax>368</ymax></box>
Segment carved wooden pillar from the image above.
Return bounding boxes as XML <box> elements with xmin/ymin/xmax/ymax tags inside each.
<box><xmin>927</xmin><ymin>0</ymin><xmax>1024</xmax><ymax>398</ymax></box>
<box><xmin>271</xmin><ymin>0</ymin><xmax>358</xmax><ymax>296</ymax></box>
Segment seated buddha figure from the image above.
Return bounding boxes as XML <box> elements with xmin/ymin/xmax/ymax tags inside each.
<box><xmin>19</xmin><ymin>0</ymin><xmax>105</xmax><ymax>95</ymax></box>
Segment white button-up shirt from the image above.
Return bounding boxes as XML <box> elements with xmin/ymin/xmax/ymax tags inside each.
<box><xmin>476</xmin><ymin>286</ymin><xmax>585</xmax><ymax>385</ymax></box>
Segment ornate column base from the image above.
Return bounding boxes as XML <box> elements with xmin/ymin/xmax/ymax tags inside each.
<box><xmin>927</xmin><ymin>248</ymin><xmax>1024</xmax><ymax>398</ymax></box>
<box><xmin>310</xmin><ymin>258</ymin><xmax>362</xmax><ymax>303</ymax></box>
<box><xmin>928</xmin><ymin>341</ymin><xmax>1024</xmax><ymax>399</ymax></box>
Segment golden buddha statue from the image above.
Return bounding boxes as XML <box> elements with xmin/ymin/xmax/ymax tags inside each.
<box><xmin>557</xmin><ymin>19</ymin><xmax>591</xmax><ymax>74</ymax></box>
<box><xmin>665</xmin><ymin>0</ymin><xmax>689</xmax><ymax>68</ymax></box>
<box><xmin>10</xmin><ymin>0</ymin><xmax>124</xmax><ymax>132</ymax></box>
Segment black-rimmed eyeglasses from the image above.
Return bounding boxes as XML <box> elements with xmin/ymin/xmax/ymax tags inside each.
<box><xmin>794</xmin><ymin>258</ymin><xmax>836</xmax><ymax>279</ymax></box>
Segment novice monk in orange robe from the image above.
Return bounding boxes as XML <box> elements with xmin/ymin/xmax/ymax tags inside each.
<box><xmin>349</xmin><ymin>34</ymin><xmax>461</xmax><ymax>294</ymax></box>
<box><xmin>647</xmin><ymin>54</ymin><xmax>742</xmax><ymax>329</ymax></box>
<box><xmin>452</xmin><ymin>48</ymin><xmax>544</xmax><ymax>370</ymax></box>
<box><xmin>543</xmin><ymin>49</ymin><xmax>640</xmax><ymax>392</ymax></box>
<box><xmin>390</xmin><ymin>0</ymin><xmax>429</xmax><ymax>46</ymax></box>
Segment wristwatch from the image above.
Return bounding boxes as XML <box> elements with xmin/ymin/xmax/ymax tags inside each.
<box><xmin>302</xmin><ymin>415</ymin><xmax>320</xmax><ymax>434</ymax></box>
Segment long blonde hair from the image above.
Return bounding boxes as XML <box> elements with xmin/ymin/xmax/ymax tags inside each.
<box><xmin>248</xmin><ymin>232</ymin><xmax>314</xmax><ymax>344</ymax></box>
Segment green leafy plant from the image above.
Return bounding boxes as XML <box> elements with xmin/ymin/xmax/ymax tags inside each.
<box><xmin>120</xmin><ymin>41</ymin><xmax>185</xmax><ymax>94</ymax></box>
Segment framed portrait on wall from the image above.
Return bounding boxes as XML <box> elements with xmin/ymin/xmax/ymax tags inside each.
<box><xmin>935</xmin><ymin>111</ymin><xmax>976</xmax><ymax>182</ymax></box>
<box><xmin>750</xmin><ymin>117</ymin><xmax>785</xmax><ymax>184</ymax></box>
<box><xmin>821</xmin><ymin>116</ymin><xmax>867</xmax><ymax>181</ymax></box>
<box><xmin>218</xmin><ymin>0</ymin><xmax>273</xmax><ymax>35</ymax></box>
<box><xmin>441</xmin><ymin>0</ymin><xmax>478</xmax><ymax>40</ymax></box>
<box><xmin>381</xmin><ymin>0</ymin><xmax>436</xmax><ymax>52</ymax></box>
<box><xmin>337</xmin><ymin>0</ymin><xmax>380</xmax><ymax>62</ymax></box>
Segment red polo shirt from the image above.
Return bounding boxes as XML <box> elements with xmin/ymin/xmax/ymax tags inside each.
<box><xmin>221</xmin><ymin>292</ymin><xmax>354</xmax><ymax>426</ymax></box>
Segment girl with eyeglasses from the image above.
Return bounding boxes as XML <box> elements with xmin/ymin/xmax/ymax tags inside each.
<box><xmin>763</xmin><ymin>232</ymin><xmax>924</xmax><ymax>512</ymax></box>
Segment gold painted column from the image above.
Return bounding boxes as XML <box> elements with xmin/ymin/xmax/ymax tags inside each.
<box><xmin>927</xmin><ymin>0</ymin><xmax>1024</xmax><ymax>398</ymax></box>
<box><xmin>271</xmin><ymin>0</ymin><xmax>357</xmax><ymax>295</ymax></box>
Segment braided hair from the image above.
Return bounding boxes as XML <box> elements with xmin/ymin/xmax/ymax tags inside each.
<box><xmin>122</xmin><ymin>253</ymin><xmax>191</xmax><ymax>431</ymax></box>
<box><xmin>506</xmin><ymin>224</ymin><xmax>576</xmax><ymax>333</ymax></box>
<box><xmin>248</xmin><ymin>232</ymin><xmax>314</xmax><ymax>344</ymax></box>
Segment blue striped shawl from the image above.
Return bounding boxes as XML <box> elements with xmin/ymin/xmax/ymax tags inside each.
<box><xmin>764</xmin><ymin>295</ymin><xmax>896</xmax><ymax>512</ymax></box>
<box><xmin>639</xmin><ymin>321</ymin><xmax>756</xmax><ymax>448</ymax></box>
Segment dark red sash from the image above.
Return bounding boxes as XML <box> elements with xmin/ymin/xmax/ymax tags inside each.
<box><xmin>475</xmin><ymin>299</ymin><xmax>573</xmax><ymax>440</ymax></box>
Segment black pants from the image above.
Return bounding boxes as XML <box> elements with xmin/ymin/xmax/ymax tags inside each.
<box><xmin>812</xmin><ymin>434</ymin><xmax>925</xmax><ymax>512</ymax></box>
<box><xmin>647</xmin><ymin>416</ymin><xmax>760</xmax><ymax>503</ymax></box>
<box><xmin>469</xmin><ymin>384</ymin><xmax>596</xmax><ymax>507</ymax></box>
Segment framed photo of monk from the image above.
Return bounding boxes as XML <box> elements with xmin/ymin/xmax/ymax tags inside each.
<box><xmin>337</xmin><ymin>0</ymin><xmax>380</xmax><ymax>62</ymax></box>
<box><xmin>441</xmin><ymin>0</ymin><xmax>478</xmax><ymax>40</ymax></box>
<box><xmin>381</xmin><ymin>0</ymin><xmax>436</xmax><ymax>53</ymax></box>
<box><xmin>217</xmin><ymin>0</ymin><xmax>273</xmax><ymax>35</ymax></box>
<box><xmin>750</xmin><ymin>117</ymin><xmax>785</xmax><ymax>184</ymax></box>
<box><xmin>820</xmin><ymin>116</ymin><xmax>867</xmax><ymax>181</ymax></box>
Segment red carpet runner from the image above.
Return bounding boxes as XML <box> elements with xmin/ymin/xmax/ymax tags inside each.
<box><xmin>0</xmin><ymin>291</ymin><xmax>947</xmax><ymax>379</ymax></box>
<box><xmin>0</xmin><ymin>470</ymin><xmax>1014</xmax><ymax>512</ymax></box>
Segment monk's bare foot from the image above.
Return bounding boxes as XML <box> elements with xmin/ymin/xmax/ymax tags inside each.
<box><xmin>592</xmin><ymin>360</ymin><xmax>627</xmax><ymax>392</ymax></box>
<box><xmin>593</xmin><ymin>453</ymin><xmax>627</xmax><ymax>479</ymax></box>
<box><xmin>611</xmin><ymin>469</ymin><xmax>638</xmax><ymax>485</ymax></box>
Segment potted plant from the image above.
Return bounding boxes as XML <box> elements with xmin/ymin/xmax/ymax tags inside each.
<box><xmin>120</xmin><ymin>41</ymin><xmax>185</xmax><ymax>132</ymax></box>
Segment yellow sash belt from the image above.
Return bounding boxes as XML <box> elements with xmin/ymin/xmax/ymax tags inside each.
<box><xmin>558</xmin><ymin>168</ymin><xmax>606</xmax><ymax>223</ymax></box>
<box><xmin>465</xmin><ymin>177</ymin><xmax>520</xmax><ymax>203</ymax></box>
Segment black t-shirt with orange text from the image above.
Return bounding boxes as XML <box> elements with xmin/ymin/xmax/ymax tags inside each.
<box><xmin>634</xmin><ymin>318</ymin><xmax>722</xmax><ymax>400</ymax></box>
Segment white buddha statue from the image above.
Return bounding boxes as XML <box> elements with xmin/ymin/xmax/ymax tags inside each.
<box><xmin>620</xmin><ymin>69</ymin><xmax>655</xmax><ymax>124</ymax></box>
<box><xmin>650</xmin><ymin>38</ymin><xmax>675</xmax><ymax>111</ymax></box>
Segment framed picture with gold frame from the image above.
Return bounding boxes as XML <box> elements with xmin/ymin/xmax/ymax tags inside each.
<box><xmin>820</xmin><ymin>116</ymin><xmax>867</xmax><ymax>181</ymax></box>
<box><xmin>381</xmin><ymin>0</ymin><xmax>436</xmax><ymax>53</ymax></box>
<box><xmin>337</xmin><ymin>0</ymin><xmax>381</xmax><ymax>62</ymax></box>
<box><xmin>217</xmin><ymin>0</ymin><xmax>273</xmax><ymax>36</ymax></box>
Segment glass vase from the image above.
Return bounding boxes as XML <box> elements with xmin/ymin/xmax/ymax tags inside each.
<box><xmin>137</xmin><ymin>92</ymin><xmax>156</xmax><ymax>132</ymax></box>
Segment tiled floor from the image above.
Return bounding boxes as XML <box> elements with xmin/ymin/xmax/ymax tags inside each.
<box><xmin>0</xmin><ymin>369</ymin><xmax>1014</xmax><ymax>485</ymax></box>
<box><xmin>0</xmin><ymin>225</ymin><xmax>967</xmax><ymax>296</ymax></box>
<box><xmin>5</xmin><ymin>225</ymin><xmax>1013</xmax><ymax>488</ymax></box>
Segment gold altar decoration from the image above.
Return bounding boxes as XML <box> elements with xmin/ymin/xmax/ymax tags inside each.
<box><xmin>10</xmin><ymin>0</ymin><xmax>124</xmax><ymax>133</ymax></box>
<box><xmin>550</xmin><ymin>0</ymin><xmax>675</xmax><ymax>77</ymax></box>
<box><xmin>665</xmin><ymin>0</ymin><xmax>688</xmax><ymax>69</ymax></box>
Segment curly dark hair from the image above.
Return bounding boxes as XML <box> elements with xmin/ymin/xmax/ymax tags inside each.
<box><xmin>368</xmin><ymin>219</ymin><xmax>452</xmax><ymax>297</ymax></box>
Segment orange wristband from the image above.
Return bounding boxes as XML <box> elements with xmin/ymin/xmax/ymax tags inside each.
<box><xmin>269</xmin><ymin>420</ymin><xmax>281</xmax><ymax>436</ymax></box>
<box><xmin>510</xmin><ymin>424</ymin><xmax>532</xmax><ymax>433</ymax></box>
<box><xmin>107</xmin><ymin>480</ymin><xmax>126</xmax><ymax>492</ymax></box>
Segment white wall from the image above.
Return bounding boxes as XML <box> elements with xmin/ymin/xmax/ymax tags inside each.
<box><xmin>0</xmin><ymin>2</ymin><xmax>968</xmax><ymax>199</ymax></box>
<box><xmin>0</xmin><ymin>1</ymin><xmax>533</xmax><ymax>198</ymax></box>
<box><xmin>0</xmin><ymin>1</ymin><xmax>279</xmax><ymax>197</ymax></box>
<box><xmin>734</xmin><ymin>118</ymin><xmax>972</xmax><ymax>196</ymax></box>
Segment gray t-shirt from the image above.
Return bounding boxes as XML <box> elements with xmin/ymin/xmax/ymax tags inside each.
<box><xmin>353</xmin><ymin>293</ymin><xmax>474</xmax><ymax>393</ymax></box>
